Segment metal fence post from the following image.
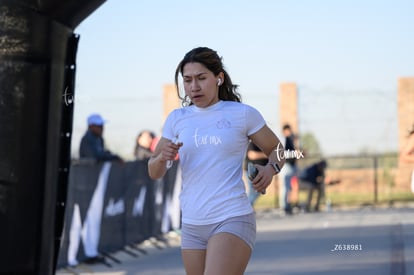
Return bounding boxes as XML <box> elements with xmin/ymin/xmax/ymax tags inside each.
<box><xmin>373</xmin><ymin>155</ymin><xmax>378</xmax><ymax>204</ymax></box>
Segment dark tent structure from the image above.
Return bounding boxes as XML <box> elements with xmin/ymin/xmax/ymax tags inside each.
<box><xmin>0</xmin><ymin>1</ymin><xmax>106</xmax><ymax>274</ymax></box>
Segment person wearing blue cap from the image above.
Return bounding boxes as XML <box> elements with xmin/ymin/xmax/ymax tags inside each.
<box><xmin>79</xmin><ymin>113</ymin><xmax>122</xmax><ymax>161</ymax></box>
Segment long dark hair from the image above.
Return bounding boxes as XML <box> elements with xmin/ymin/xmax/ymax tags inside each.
<box><xmin>174</xmin><ymin>47</ymin><xmax>242</xmax><ymax>106</ymax></box>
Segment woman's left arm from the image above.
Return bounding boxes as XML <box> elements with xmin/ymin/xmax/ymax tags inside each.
<box><xmin>248</xmin><ymin>125</ymin><xmax>286</xmax><ymax>194</ymax></box>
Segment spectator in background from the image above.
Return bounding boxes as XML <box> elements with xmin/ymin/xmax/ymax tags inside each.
<box><xmin>79</xmin><ymin>113</ymin><xmax>122</xmax><ymax>162</ymax></box>
<box><xmin>298</xmin><ymin>160</ymin><xmax>327</xmax><ymax>212</ymax></box>
<box><xmin>69</xmin><ymin>113</ymin><xmax>121</xmax><ymax>267</ymax></box>
<box><xmin>400</xmin><ymin>125</ymin><xmax>414</xmax><ymax>193</ymax></box>
<box><xmin>134</xmin><ymin>130</ymin><xmax>156</xmax><ymax>160</ymax></box>
<box><xmin>278</xmin><ymin>124</ymin><xmax>298</xmax><ymax>215</ymax></box>
<box><xmin>244</xmin><ymin>142</ymin><xmax>268</xmax><ymax>206</ymax></box>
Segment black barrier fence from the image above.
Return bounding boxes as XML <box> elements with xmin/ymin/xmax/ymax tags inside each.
<box><xmin>57</xmin><ymin>159</ymin><xmax>181</xmax><ymax>268</ymax></box>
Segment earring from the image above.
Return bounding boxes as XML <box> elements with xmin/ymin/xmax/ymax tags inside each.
<box><xmin>184</xmin><ymin>95</ymin><xmax>191</xmax><ymax>106</ymax></box>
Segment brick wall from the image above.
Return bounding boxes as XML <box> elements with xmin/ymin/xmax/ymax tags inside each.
<box><xmin>397</xmin><ymin>77</ymin><xmax>414</xmax><ymax>188</ymax></box>
<box><xmin>279</xmin><ymin>82</ymin><xmax>299</xmax><ymax>134</ymax></box>
<box><xmin>162</xmin><ymin>84</ymin><xmax>180</xmax><ymax>123</ymax></box>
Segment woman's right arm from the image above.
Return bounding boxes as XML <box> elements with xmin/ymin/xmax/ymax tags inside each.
<box><xmin>148</xmin><ymin>137</ymin><xmax>182</xmax><ymax>179</ymax></box>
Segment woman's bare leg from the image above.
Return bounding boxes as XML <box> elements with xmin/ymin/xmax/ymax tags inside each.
<box><xmin>204</xmin><ymin>232</ymin><xmax>252</xmax><ymax>275</ymax></box>
<box><xmin>182</xmin><ymin>249</ymin><xmax>206</xmax><ymax>275</ymax></box>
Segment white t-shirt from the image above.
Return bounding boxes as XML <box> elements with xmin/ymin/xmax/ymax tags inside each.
<box><xmin>163</xmin><ymin>100</ymin><xmax>266</xmax><ymax>225</ymax></box>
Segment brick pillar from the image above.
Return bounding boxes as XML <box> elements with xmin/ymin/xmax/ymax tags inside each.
<box><xmin>396</xmin><ymin>77</ymin><xmax>414</xmax><ymax>189</ymax></box>
<box><xmin>279</xmin><ymin>82</ymin><xmax>299</xmax><ymax>134</ymax></box>
<box><xmin>273</xmin><ymin>83</ymin><xmax>299</xmax><ymax>204</ymax></box>
<box><xmin>398</xmin><ymin>77</ymin><xmax>414</xmax><ymax>151</ymax></box>
<box><xmin>162</xmin><ymin>84</ymin><xmax>180</xmax><ymax>123</ymax></box>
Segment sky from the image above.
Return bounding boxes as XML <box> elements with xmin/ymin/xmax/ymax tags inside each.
<box><xmin>70</xmin><ymin>0</ymin><xmax>414</xmax><ymax>159</ymax></box>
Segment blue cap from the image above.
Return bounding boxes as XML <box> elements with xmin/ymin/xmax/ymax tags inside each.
<box><xmin>87</xmin><ymin>113</ymin><xmax>105</xmax><ymax>126</ymax></box>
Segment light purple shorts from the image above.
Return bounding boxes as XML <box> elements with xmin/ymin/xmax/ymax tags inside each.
<box><xmin>181</xmin><ymin>213</ymin><xmax>256</xmax><ymax>250</ymax></box>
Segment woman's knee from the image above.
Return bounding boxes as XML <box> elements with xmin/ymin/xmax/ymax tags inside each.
<box><xmin>182</xmin><ymin>249</ymin><xmax>206</xmax><ymax>275</ymax></box>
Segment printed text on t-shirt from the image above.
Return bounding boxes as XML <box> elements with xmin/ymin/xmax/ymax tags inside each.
<box><xmin>193</xmin><ymin>128</ymin><xmax>222</xmax><ymax>147</ymax></box>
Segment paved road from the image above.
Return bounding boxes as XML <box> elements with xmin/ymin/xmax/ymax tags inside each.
<box><xmin>56</xmin><ymin>206</ymin><xmax>414</xmax><ymax>275</ymax></box>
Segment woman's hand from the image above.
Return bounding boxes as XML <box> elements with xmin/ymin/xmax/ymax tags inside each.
<box><xmin>251</xmin><ymin>164</ymin><xmax>275</xmax><ymax>194</ymax></box>
<box><xmin>160</xmin><ymin>140</ymin><xmax>183</xmax><ymax>162</ymax></box>
<box><xmin>148</xmin><ymin>138</ymin><xmax>183</xmax><ymax>179</ymax></box>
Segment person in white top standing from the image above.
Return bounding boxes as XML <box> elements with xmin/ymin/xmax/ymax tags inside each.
<box><xmin>148</xmin><ymin>47</ymin><xmax>285</xmax><ymax>275</ymax></box>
